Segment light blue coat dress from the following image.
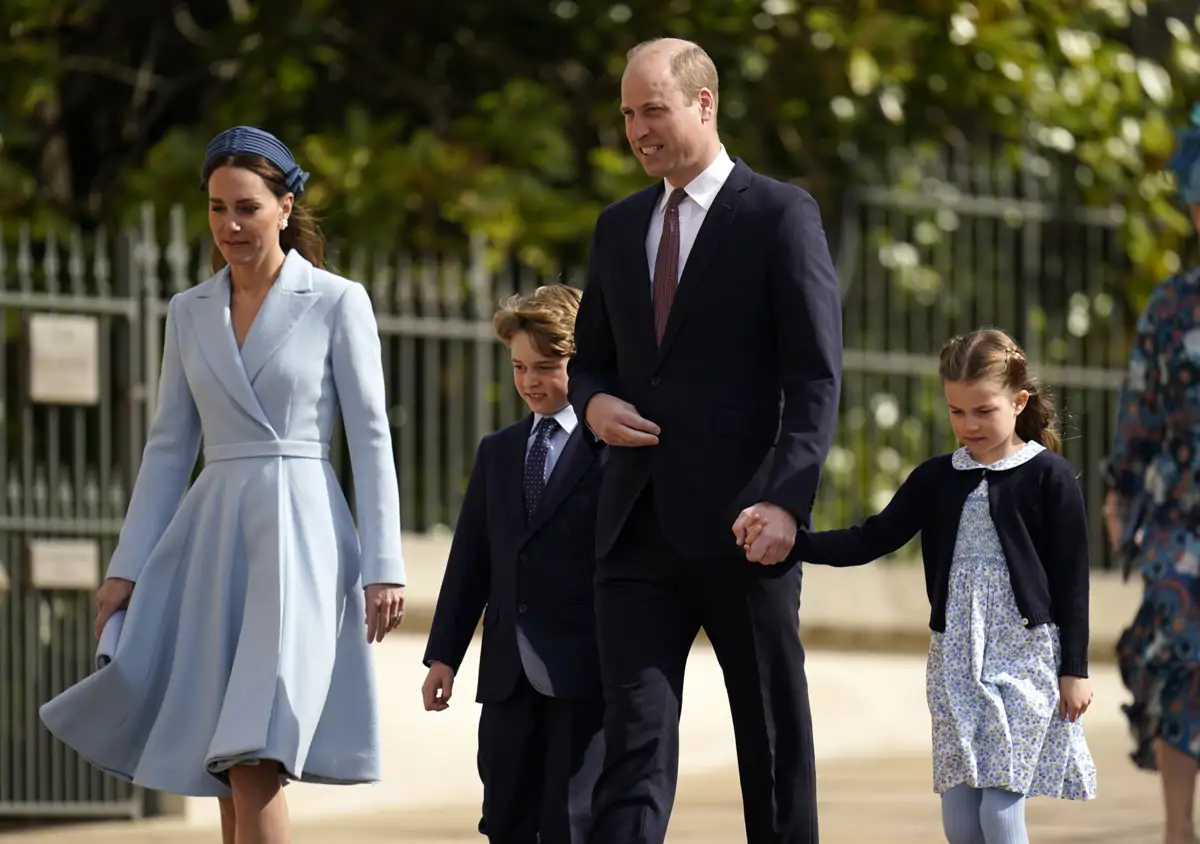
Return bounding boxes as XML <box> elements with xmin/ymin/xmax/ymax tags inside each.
<box><xmin>39</xmin><ymin>249</ymin><xmax>405</xmax><ymax>798</ymax></box>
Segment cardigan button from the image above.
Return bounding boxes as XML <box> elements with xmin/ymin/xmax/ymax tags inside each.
<box><xmin>1021</xmin><ymin>618</ymin><xmax>1029</xmax><ymax>626</ymax></box>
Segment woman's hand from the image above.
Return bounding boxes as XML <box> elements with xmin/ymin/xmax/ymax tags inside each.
<box><xmin>94</xmin><ymin>577</ymin><xmax>134</xmax><ymax>639</ymax></box>
<box><xmin>1059</xmin><ymin>676</ymin><xmax>1093</xmax><ymax>722</ymax></box>
<box><xmin>1102</xmin><ymin>489</ymin><xmax>1125</xmax><ymax>551</ymax></box>
<box><xmin>365</xmin><ymin>584</ymin><xmax>405</xmax><ymax>643</ymax></box>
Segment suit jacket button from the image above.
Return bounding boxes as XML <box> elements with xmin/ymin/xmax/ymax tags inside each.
<box><xmin>650</xmin><ymin>377</ymin><xmax>661</xmax><ymax>387</ymax></box>
<box><xmin>518</xmin><ymin>552</ymin><xmax>529</xmax><ymax>562</ymax></box>
<box><xmin>518</xmin><ymin>604</ymin><xmax>528</xmax><ymax>614</ymax></box>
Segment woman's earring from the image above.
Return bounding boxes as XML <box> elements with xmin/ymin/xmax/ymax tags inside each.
<box><xmin>279</xmin><ymin>217</ymin><xmax>289</xmax><ymax>231</ymax></box>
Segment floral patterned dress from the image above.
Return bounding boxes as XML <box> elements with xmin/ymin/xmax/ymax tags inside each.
<box><xmin>1105</xmin><ymin>267</ymin><xmax>1200</xmax><ymax>770</ymax></box>
<box><xmin>926</xmin><ymin>440</ymin><xmax>1097</xmax><ymax>799</ymax></box>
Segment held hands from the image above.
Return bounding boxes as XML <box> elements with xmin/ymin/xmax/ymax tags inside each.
<box><xmin>94</xmin><ymin>577</ymin><xmax>134</xmax><ymax>640</ymax></box>
<box><xmin>365</xmin><ymin>584</ymin><xmax>405</xmax><ymax>643</ymax></box>
<box><xmin>585</xmin><ymin>394</ymin><xmax>660</xmax><ymax>447</ymax></box>
<box><xmin>1059</xmin><ymin>676</ymin><xmax>1093</xmax><ymax>722</ymax></box>
<box><xmin>422</xmin><ymin>662</ymin><xmax>455</xmax><ymax>712</ymax></box>
<box><xmin>736</xmin><ymin>511</ymin><xmax>768</xmax><ymax>551</ymax></box>
<box><xmin>731</xmin><ymin>503</ymin><xmax>797</xmax><ymax>565</ymax></box>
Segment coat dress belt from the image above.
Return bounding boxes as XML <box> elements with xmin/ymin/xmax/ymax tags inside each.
<box><xmin>203</xmin><ymin>440</ymin><xmax>330</xmax><ymax>463</ymax></box>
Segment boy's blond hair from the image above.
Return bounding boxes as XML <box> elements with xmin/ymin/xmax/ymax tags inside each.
<box><xmin>492</xmin><ymin>284</ymin><xmax>583</xmax><ymax>358</ymax></box>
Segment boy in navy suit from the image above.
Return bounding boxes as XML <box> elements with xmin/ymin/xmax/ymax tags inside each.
<box><xmin>422</xmin><ymin>284</ymin><xmax>606</xmax><ymax>844</ymax></box>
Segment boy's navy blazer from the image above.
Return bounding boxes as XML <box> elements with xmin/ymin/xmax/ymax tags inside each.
<box><xmin>423</xmin><ymin>413</ymin><xmax>606</xmax><ymax>702</ymax></box>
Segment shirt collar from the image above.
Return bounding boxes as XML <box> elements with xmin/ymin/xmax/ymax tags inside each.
<box><xmin>951</xmin><ymin>440</ymin><xmax>1045</xmax><ymax>471</ymax></box>
<box><xmin>533</xmin><ymin>403</ymin><xmax>577</xmax><ymax>436</ymax></box>
<box><xmin>657</xmin><ymin>145</ymin><xmax>734</xmax><ymax>214</ymax></box>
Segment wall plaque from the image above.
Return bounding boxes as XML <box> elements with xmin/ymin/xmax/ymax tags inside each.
<box><xmin>28</xmin><ymin>539</ymin><xmax>101</xmax><ymax>590</ymax></box>
<box><xmin>28</xmin><ymin>313</ymin><xmax>101</xmax><ymax>405</ymax></box>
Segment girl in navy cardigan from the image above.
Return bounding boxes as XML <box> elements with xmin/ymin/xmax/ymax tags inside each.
<box><xmin>740</xmin><ymin>329</ymin><xmax>1096</xmax><ymax>844</ymax></box>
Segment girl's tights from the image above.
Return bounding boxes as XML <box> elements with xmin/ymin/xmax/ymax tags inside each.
<box><xmin>940</xmin><ymin>784</ymin><xmax>1029</xmax><ymax>844</ymax></box>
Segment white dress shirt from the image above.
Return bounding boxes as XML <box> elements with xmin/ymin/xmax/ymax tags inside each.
<box><xmin>645</xmin><ymin>145</ymin><xmax>736</xmax><ymax>294</ymax></box>
<box><xmin>525</xmin><ymin>403</ymin><xmax>578</xmax><ymax>483</ymax></box>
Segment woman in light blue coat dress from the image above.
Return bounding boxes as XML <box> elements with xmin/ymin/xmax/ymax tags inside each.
<box><xmin>39</xmin><ymin>127</ymin><xmax>406</xmax><ymax>844</ymax></box>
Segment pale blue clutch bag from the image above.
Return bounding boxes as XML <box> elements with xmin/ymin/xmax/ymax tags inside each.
<box><xmin>96</xmin><ymin>609</ymin><xmax>125</xmax><ymax>670</ymax></box>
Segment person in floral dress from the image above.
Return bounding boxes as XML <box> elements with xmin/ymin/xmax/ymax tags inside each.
<box><xmin>1103</xmin><ymin>103</ymin><xmax>1200</xmax><ymax>844</ymax></box>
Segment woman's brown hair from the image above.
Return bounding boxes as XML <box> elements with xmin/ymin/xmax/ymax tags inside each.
<box><xmin>938</xmin><ymin>328</ymin><xmax>1062</xmax><ymax>453</ymax></box>
<box><xmin>202</xmin><ymin>154</ymin><xmax>325</xmax><ymax>273</ymax></box>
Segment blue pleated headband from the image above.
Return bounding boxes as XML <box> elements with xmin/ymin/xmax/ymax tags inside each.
<box><xmin>1169</xmin><ymin>104</ymin><xmax>1200</xmax><ymax>205</ymax></box>
<box><xmin>200</xmin><ymin>126</ymin><xmax>310</xmax><ymax>197</ymax></box>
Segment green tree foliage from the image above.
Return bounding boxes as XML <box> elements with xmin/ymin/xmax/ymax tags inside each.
<box><xmin>1</xmin><ymin>0</ymin><xmax>1198</xmax><ymax>302</ymax></box>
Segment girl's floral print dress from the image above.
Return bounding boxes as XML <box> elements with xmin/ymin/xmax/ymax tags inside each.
<box><xmin>926</xmin><ymin>440</ymin><xmax>1097</xmax><ymax>799</ymax></box>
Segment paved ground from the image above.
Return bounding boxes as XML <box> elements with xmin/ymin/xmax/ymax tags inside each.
<box><xmin>0</xmin><ymin>725</ymin><xmax>1164</xmax><ymax>843</ymax></box>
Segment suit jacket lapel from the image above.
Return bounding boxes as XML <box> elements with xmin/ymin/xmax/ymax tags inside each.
<box><xmin>622</xmin><ymin>185</ymin><xmax>664</xmax><ymax>360</ymax></box>
<box><xmin>523</xmin><ymin>425</ymin><xmax>594</xmax><ymax>540</ymax></box>
<box><xmin>655</xmin><ymin>161</ymin><xmax>750</xmax><ymax>365</ymax></box>
<box><xmin>183</xmin><ymin>271</ymin><xmax>274</xmax><ymax>432</ymax></box>
<box><xmin>239</xmin><ymin>250</ymin><xmax>323</xmax><ymax>384</ymax></box>
<box><xmin>498</xmin><ymin>416</ymin><xmax>533</xmax><ymax>551</ymax></box>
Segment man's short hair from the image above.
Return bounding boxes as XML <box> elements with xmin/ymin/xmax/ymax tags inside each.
<box><xmin>627</xmin><ymin>38</ymin><xmax>719</xmax><ymax>107</ymax></box>
<box><xmin>493</xmin><ymin>284</ymin><xmax>583</xmax><ymax>358</ymax></box>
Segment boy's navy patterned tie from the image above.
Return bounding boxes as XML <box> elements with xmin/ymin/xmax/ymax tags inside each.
<box><xmin>523</xmin><ymin>416</ymin><xmax>559</xmax><ymax>520</ymax></box>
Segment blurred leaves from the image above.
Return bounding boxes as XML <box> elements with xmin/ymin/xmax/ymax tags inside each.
<box><xmin>0</xmin><ymin>0</ymin><xmax>1199</xmax><ymax>300</ymax></box>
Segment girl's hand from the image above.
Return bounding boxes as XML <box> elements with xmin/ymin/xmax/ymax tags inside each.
<box><xmin>1059</xmin><ymin>676</ymin><xmax>1093</xmax><ymax>722</ymax></box>
<box><xmin>734</xmin><ymin>511</ymin><xmax>770</xmax><ymax>553</ymax></box>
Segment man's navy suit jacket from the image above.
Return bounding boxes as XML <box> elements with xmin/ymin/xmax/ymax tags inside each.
<box><xmin>568</xmin><ymin>158</ymin><xmax>843</xmax><ymax>562</ymax></box>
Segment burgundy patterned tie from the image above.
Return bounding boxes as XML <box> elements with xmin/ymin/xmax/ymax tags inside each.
<box><xmin>652</xmin><ymin>188</ymin><xmax>688</xmax><ymax>345</ymax></box>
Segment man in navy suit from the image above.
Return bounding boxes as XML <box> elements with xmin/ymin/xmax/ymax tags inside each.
<box><xmin>568</xmin><ymin>38</ymin><xmax>842</xmax><ymax>844</ymax></box>
<box><xmin>423</xmin><ymin>284</ymin><xmax>606</xmax><ymax>844</ymax></box>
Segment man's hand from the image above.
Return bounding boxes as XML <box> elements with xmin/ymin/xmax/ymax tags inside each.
<box><xmin>422</xmin><ymin>662</ymin><xmax>456</xmax><ymax>712</ymax></box>
<box><xmin>585</xmin><ymin>393</ymin><xmax>661</xmax><ymax>447</ymax></box>
<box><xmin>732</xmin><ymin>502</ymin><xmax>797</xmax><ymax>565</ymax></box>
